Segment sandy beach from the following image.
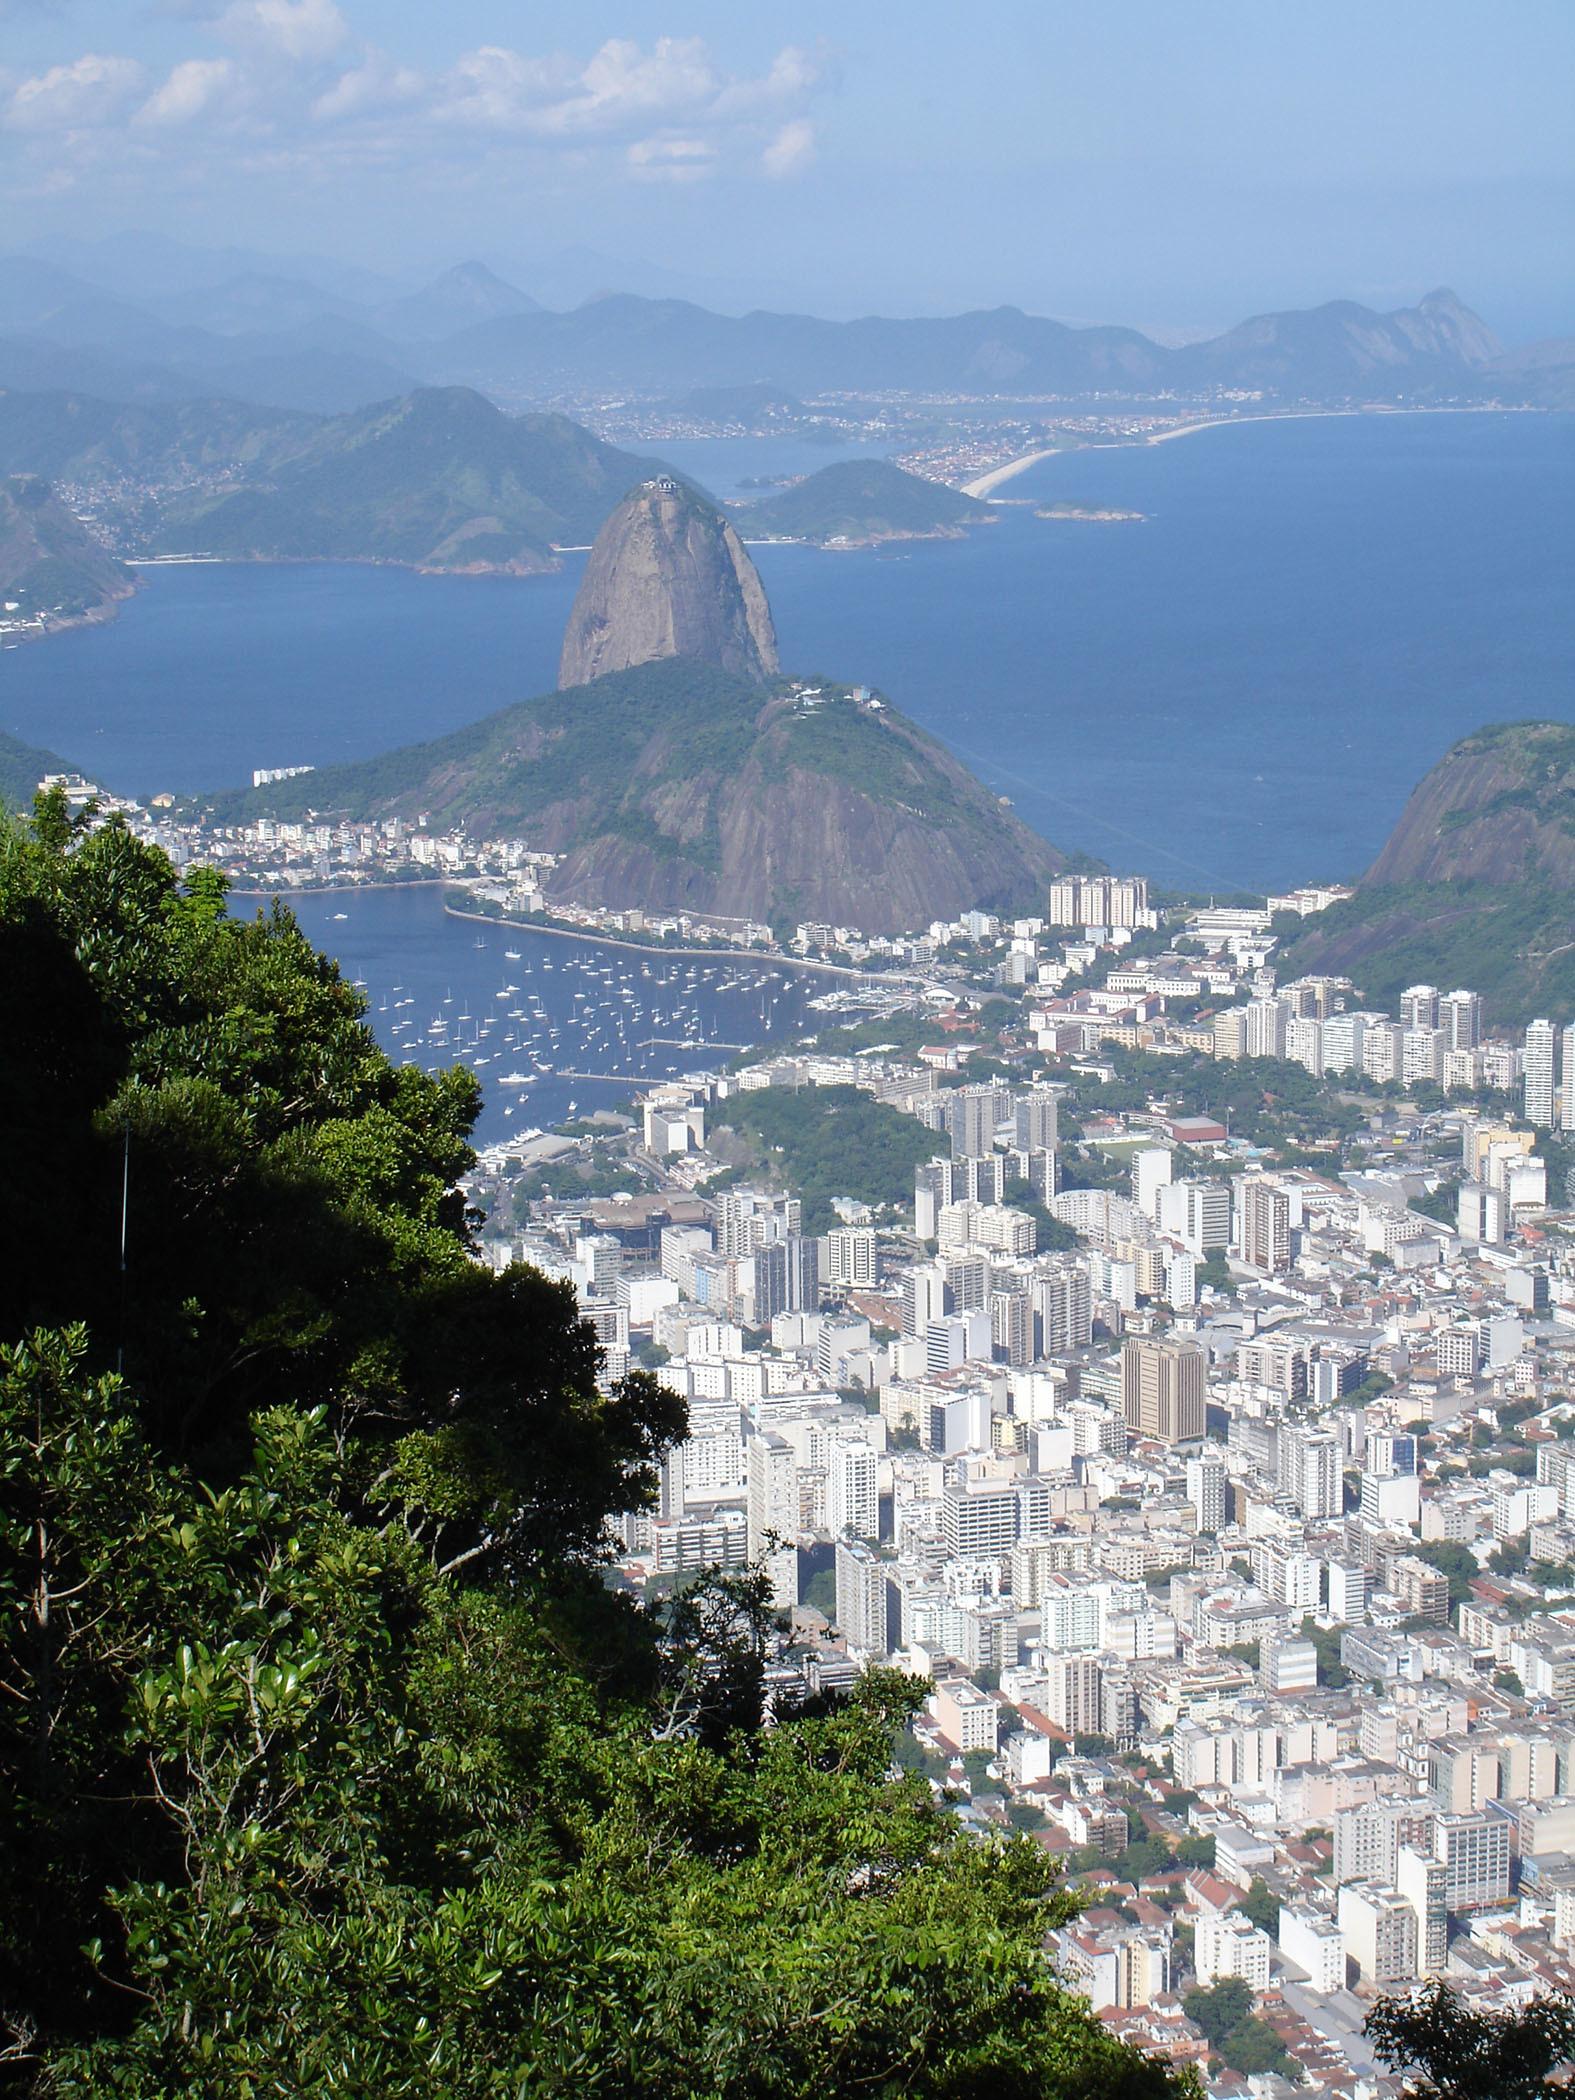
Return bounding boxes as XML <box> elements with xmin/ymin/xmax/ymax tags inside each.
<box><xmin>964</xmin><ymin>404</ymin><xmax>1532</xmax><ymax>498</ymax></box>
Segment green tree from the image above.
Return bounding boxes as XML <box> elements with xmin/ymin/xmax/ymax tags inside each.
<box><xmin>1365</xmin><ymin>1979</ymin><xmax>1575</xmax><ymax>2098</ymax></box>
<box><xmin>1240</xmin><ymin>1877</ymin><xmax>1280</xmax><ymax>1935</ymax></box>
<box><xmin>1220</xmin><ymin>2017</ymin><xmax>1291</xmax><ymax>2076</ymax></box>
<box><xmin>1183</xmin><ymin>1977</ymin><xmax>1253</xmax><ymax>2046</ymax></box>
<box><xmin>0</xmin><ymin>805</ymin><xmax>1199</xmax><ymax>2099</ymax></box>
<box><xmin>1413</xmin><ymin>1540</ymin><xmax>1481</xmax><ymax>1606</ymax></box>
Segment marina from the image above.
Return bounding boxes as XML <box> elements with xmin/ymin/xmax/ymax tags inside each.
<box><xmin>278</xmin><ymin>884</ymin><xmax>852</xmax><ymax>1141</ymax></box>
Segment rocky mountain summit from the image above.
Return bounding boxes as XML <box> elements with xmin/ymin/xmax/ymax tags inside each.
<box><xmin>559</xmin><ymin>477</ymin><xmax>778</xmax><ymax>688</ymax></box>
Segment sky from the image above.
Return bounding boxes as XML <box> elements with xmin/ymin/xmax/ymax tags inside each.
<box><xmin>2</xmin><ymin>0</ymin><xmax>1572</xmax><ymax>340</ymax></box>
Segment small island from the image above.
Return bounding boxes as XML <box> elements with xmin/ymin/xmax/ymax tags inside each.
<box><xmin>734</xmin><ymin>458</ymin><xmax>995</xmax><ymax>547</ymax></box>
<box><xmin>1035</xmin><ymin>500</ymin><xmax>1147</xmax><ymax>523</ymax></box>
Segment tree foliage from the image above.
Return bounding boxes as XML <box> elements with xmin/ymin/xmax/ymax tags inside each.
<box><xmin>1365</xmin><ymin>1979</ymin><xmax>1575</xmax><ymax>2099</ymax></box>
<box><xmin>0</xmin><ymin>802</ymin><xmax>1195</xmax><ymax>2098</ymax></box>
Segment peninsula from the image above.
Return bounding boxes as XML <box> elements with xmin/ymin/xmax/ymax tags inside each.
<box><xmin>0</xmin><ymin>476</ymin><xmax>136</xmax><ymax>641</ymax></box>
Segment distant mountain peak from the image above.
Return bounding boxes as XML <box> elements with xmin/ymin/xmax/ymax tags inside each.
<box><xmin>559</xmin><ymin>477</ymin><xmax>779</xmax><ymax>689</ymax></box>
<box><xmin>378</xmin><ymin>264</ymin><xmax>540</xmax><ymax>341</ymax></box>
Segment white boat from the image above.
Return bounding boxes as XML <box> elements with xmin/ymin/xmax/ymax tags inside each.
<box><xmin>504</xmin><ymin>949</ymin><xmax>522</xmax><ymax>960</ymax></box>
<box><xmin>499</xmin><ymin>1071</ymin><xmax>535</xmax><ymax>1086</ymax></box>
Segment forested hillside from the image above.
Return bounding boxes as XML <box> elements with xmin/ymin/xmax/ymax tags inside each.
<box><xmin>0</xmin><ymin>790</ymin><xmax>1188</xmax><ymax>2098</ymax></box>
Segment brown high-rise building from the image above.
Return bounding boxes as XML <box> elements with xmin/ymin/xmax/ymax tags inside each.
<box><xmin>1122</xmin><ymin>1336</ymin><xmax>1206</xmax><ymax>1445</ymax></box>
<box><xmin>1240</xmin><ymin>1178</ymin><xmax>1292</xmax><ymax>1273</ymax></box>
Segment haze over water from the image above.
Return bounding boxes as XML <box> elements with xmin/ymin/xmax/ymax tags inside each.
<box><xmin>5</xmin><ymin>411</ymin><xmax>1571</xmax><ymax>895</ymax></box>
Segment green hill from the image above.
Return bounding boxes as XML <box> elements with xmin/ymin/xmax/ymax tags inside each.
<box><xmin>220</xmin><ymin>657</ymin><xmax>1063</xmax><ymax>933</ymax></box>
<box><xmin>736</xmin><ymin>457</ymin><xmax>992</xmax><ymax>544</ymax></box>
<box><xmin>1277</xmin><ymin>720</ymin><xmax>1575</xmax><ymax>1024</ymax></box>
<box><xmin>0</xmin><ymin>727</ymin><xmax>72</xmax><ymax>808</ymax></box>
<box><xmin>152</xmin><ymin>386</ymin><xmax>664</xmax><ymax>572</ymax></box>
<box><xmin>0</xmin><ymin>475</ymin><xmax>135</xmax><ymax>630</ymax></box>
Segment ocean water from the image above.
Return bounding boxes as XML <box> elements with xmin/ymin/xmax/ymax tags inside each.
<box><xmin>3</xmin><ymin>410</ymin><xmax>1571</xmax><ymax>893</ymax></box>
<box><xmin>279</xmin><ymin>886</ymin><xmax>841</xmax><ymax>1143</ymax></box>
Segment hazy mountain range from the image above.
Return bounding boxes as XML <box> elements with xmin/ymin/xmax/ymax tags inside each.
<box><xmin>3</xmin><ymin>234</ymin><xmax>1571</xmax><ymax>415</ymax></box>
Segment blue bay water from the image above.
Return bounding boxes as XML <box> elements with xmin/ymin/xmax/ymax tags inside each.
<box><xmin>2</xmin><ymin>411</ymin><xmax>1570</xmax><ymax>895</ymax></box>
<box><xmin>278</xmin><ymin>885</ymin><xmax>839</xmax><ymax>1144</ymax></box>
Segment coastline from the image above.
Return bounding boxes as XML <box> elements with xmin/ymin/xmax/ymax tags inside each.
<box><xmin>968</xmin><ymin>402</ymin><xmax>1538</xmax><ymax>497</ymax></box>
<box><xmin>441</xmin><ymin>897</ymin><xmax>885</xmax><ymax>979</ymax></box>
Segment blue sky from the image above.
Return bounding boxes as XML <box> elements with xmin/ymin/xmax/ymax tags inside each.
<box><xmin>2</xmin><ymin>1</ymin><xmax>1571</xmax><ymax>338</ymax></box>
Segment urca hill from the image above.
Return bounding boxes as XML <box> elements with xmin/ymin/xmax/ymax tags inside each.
<box><xmin>1277</xmin><ymin>719</ymin><xmax>1575</xmax><ymax>1023</ymax></box>
<box><xmin>237</xmin><ymin>481</ymin><xmax>1063</xmax><ymax>932</ymax></box>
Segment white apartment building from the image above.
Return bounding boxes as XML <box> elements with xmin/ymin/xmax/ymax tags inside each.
<box><xmin>1195</xmin><ymin>1910</ymin><xmax>1271</xmax><ymax>1989</ymax></box>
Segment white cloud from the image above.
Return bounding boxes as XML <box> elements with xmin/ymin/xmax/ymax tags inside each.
<box><xmin>218</xmin><ymin>0</ymin><xmax>347</xmax><ymax>63</ymax></box>
<box><xmin>1</xmin><ymin>27</ymin><xmax>825</xmax><ymax>195</ymax></box>
<box><xmin>4</xmin><ymin>51</ymin><xmax>144</xmax><ymax>131</ymax></box>
<box><xmin>310</xmin><ymin>47</ymin><xmax>421</xmax><ymax>123</ymax></box>
<box><xmin>762</xmin><ymin>117</ymin><xmax>816</xmax><ymax>179</ymax></box>
<box><xmin>136</xmin><ymin>56</ymin><xmax>235</xmax><ymax>127</ymax></box>
<box><xmin>627</xmin><ymin>135</ymin><xmax>717</xmax><ymax>184</ymax></box>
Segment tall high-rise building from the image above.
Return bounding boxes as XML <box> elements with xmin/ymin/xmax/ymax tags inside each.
<box><xmin>1121</xmin><ymin>1336</ymin><xmax>1205</xmax><ymax>1445</ymax></box>
<box><xmin>1013</xmin><ymin>1087</ymin><xmax>1060</xmax><ymax>1152</ymax></box>
<box><xmin>1433</xmin><ymin>1810</ymin><xmax>1510</xmax><ymax>1912</ymax></box>
<box><xmin>1564</xmin><ymin>1022</ymin><xmax>1575</xmax><ymax>1134</ymax></box>
<box><xmin>944</xmin><ymin>1085</ymin><xmax>1008</xmax><ymax>1159</ymax></box>
<box><xmin>834</xmin><ymin>1539</ymin><xmax>890</xmax><ymax>1655</ymax></box>
<box><xmin>1245</xmin><ymin>997</ymin><xmax>1288</xmax><ymax>1061</ymax></box>
<box><xmin>989</xmin><ymin>1289</ymin><xmax>1033</xmax><ymax>1368</ymax></box>
<box><xmin>826</xmin><ymin>1438</ymin><xmax>878</xmax><ymax>1540</ymax></box>
<box><xmin>1133</xmin><ymin>1146</ymin><xmax>1174</xmax><ymax>1219</ymax></box>
<box><xmin>1396</xmin><ymin>1845</ymin><xmax>1448</xmax><ymax>1976</ymax></box>
<box><xmin>1338</xmin><ymin>1882</ymin><xmax>1418</xmax><ymax>1986</ymax></box>
<box><xmin>823</xmin><ymin>1227</ymin><xmax>876</xmax><ymax>1291</ymax></box>
<box><xmin>1034</xmin><ymin>1264</ymin><xmax>1092</xmax><ymax>1354</ymax></box>
<box><xmin>1240</xmin><ymin>1179</ymin><xmax>1292</xmax><ymax>1273</ymax></box>
<box><xmin>746</xmin><ymin>1432</ymin><xmax>798</xmax><ymax>1609</ymax></box>
<box><xmin>1186</xmin><ymin>1451</ymin><xmax>1228</xmax><ymax>1534</ymax></box>
<box><xmin>753</xmin><ymin>1237</ymin><xmax>817</xmax><ymax>1322</ymax></box>
<box><xmin>1047</xmin><ymin>874</ymin><xmax>1149</xmax><ymax>929</ymax></box>
<box><xmin>1042</xmin><ymin>1653</ymin><xmax>1104</xmax><ymax>1736</ymax></box>
<box><xmin>915</xmin><ymin>1158</ymin><xmax>963</xmax><ymax>1239</ymax></box>
<box><xmin>1441</xmin><ymin>989</ymin><xmax>1483</xmax><ymax>1051</ymax></box>
<box><xmin>1400</xmin><ymin>984</ymin><xmax>1441</xmax><ymax>1031</ymax></box>
<box><xmin>1280</xmin><ymin>1426</ymin><xmax>1342</xmax><ymax>1520</ymax></box>
<box><xmin>1156</xmin><ymin>1178</ymin><xmax>1232</xmax><ymax>1255</ymax></box>
<box><xmin>1525</xmin><ymin>1019</ymin><xmax>1557</xmax><ymax>1129</ymax></box>
<box><xmin>902</xmin><ymin>1263</ymin><xmax>948</xmax><ymax>1337</ymax></box>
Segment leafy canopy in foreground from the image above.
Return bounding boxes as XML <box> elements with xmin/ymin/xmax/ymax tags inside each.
<box><xmin>1365</xmin><ymin>1981</ymin><xmax>1575</xmax><ymax>2100</ymax></box>
<box><xmin>0</xmin><ymin>798</ymin><xmax>1192</xmax><ymax>2097</ymax></box>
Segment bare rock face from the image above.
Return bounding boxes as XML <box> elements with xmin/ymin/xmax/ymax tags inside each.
<box><xmin>1364</xmin><ymin>721</ymin><xmax>1575</xmax><ymax>888</ymax></box>
<box><xmin>559</xmin><ymin>476</ymin><xmax>778</xmax><ymax>688</ymax></box>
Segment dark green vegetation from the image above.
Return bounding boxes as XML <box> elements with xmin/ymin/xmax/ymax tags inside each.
<box><xmin>1298</xmin><ymin>1615</ymin><xmax>1352</xmax><ymax>1687</ymax></box>
<box><xmin>1067</xmin><ymin>1045</ymin><xmax>1366</xmax><ymax>1159</ymax></box>
<box><xmin>1280</xmin><ymin>722</ymin><xmax>1575</xmax><ymax>1027</ymax></box>
<box><xmin>0</xmin><ymin>794</ymin><xmax>1191</xmax><ymax>2099</ymax></box>
<box><xmin>1278</xmin><ymin>879</ymin><xmax>1575</xmax><ymax>1029</ymax></box>
<box><xmin>0</xmin><ymin>729</ymin><xmax>72</xmax><ymax>811</ymax></box>
<box><xmin>1183</xmin><ymin>1979</ymin><xmax>1292</xmax><ymax>2079</ymax></box>
<box><xmin>710</xmin><ymin>1083</ymin><xmax>942</xmax><ymax>1234</ymax></box>
<box><xmin>0</xmin><ymin>385</ymin><xmax>662</xmax><ymax>574</ymax></box>
<box><xmin>0</xmin><ymin>476</ymin><xmax>134</xmax><ymax>624</ymax></box>
<box><xmin>152</xmin><ymin>387</ymin><xmax>662</xmax><ymax>571</ymax></box>
<box><xmin>1366</xmin><ymin>1979</ymin><xmax>1575</xmax><ymax>2098</ymax></box>
<box><xmin>0</xmin><ymin>390</ymin><xmax>317</xmax><ymax>491</ymax></box>
<box><xmin>216</xmin><ymin>660</ymin><xmax>1064</xmax><ymax>935</ymax></box>
<box><xmin>1413</xmin><ymin>1539</ymin><xmax>1482</xmax><ymax>1607</ymax></box>
<box><xmin>737</xmin><ymin>458</ymin><xmax>993</xmax><ymax>542</ymax></box>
